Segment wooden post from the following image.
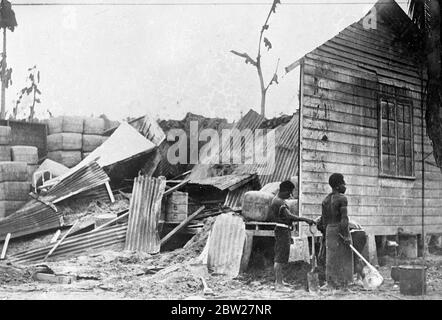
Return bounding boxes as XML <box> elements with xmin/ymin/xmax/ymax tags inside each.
<box><xmin>0</xmin><ymin>233</ymin><xmax>11</xmax><ymax>260</ymax></box>
<box><xmin>0</xmin><ymin>27</ymin><xmax>6</xmax><ymax>120</ymax></box>
<box><xmin>105</xmin><ymin>182</ymin><xmax>115</xmax><ymax>203</ymax></box>
<box><xmin>240</xmin><ymin>231</ymin><xmax>254</xmax><ymax>273</ymax></box>
<box><xmin>367</xmin><ymin>234</ymin><xmax>378</xmax><ymax>266</ymax></box>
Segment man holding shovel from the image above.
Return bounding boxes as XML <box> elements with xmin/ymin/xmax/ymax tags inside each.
<box><xmin>271</xmin><ymin>180</ymin><xmax>316</xmax><ymax>292</ymax></box>
<box><xmin>320</xmin><ymin>173</ymin><xmax>354</xmax><ymax>289</ymax></box>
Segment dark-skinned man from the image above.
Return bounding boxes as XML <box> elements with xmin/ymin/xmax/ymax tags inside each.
<box><xmin>319</xmin><ymin>173</ymin><xmax>353</xmax><ymax>289</ymax></box>
<box><xmin>271</xmin><ymin>180</ymin><xmax>316</xmax><ymax>292</ymax></box>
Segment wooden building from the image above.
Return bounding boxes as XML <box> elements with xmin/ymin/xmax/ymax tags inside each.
<box><xmin>286</xmin><ymin>0</ymin><xmax>442</xmax><ymax>242</ymax></box>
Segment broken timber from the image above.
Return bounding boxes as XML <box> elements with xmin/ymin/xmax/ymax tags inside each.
<box><xmin>44</xmin><ymin>220</ymin><xmax>79</xmax><ymax>262</ymax></box>
<box><xmin>0</xmin><ymin>233</ymin><xmax>11</xmax><ymax>260</ymax></box>
<box><xmin>161</xmin><ymin>206</ymin><xmax>205</xmax><ymax>247</ymax></box>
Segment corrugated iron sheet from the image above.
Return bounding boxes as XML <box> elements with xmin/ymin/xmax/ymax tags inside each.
<box><xmin>207</xmin><ymin>213</ymin><xmax>246</xmax><ymax>277</ymax></box>
<box><xmin>43</xmin><ymin>122</ymin><xmax>156</xmax><ymax>188</ymax></box>
<box><xmin>125</xmin><ymin>175</ymin><xmax>166</xmax><ymax>253</ymax></box>
<box><xmin>0</xmin><ymin>161</ymin><xmax>110</xmax><ymax>241</ymax></box>
<box><xmin>189</xmin><ymin>174</ymin><xmax>255</xmax><ymax>191</ymax></box>
<box><xmin>224</xmin><ymin>183</ymin><xmax>254</xmax><ymax>209</ymax></box>
<box><xmin>133</xmin><ymin>114</ymin><xmax>166</xmax><ymax>146</ymax></box>
<box><xmin>231</xmin><ymin>114</ymin><xmax>299</xmax><ymax>186</ymax></box>
<box><xmin>40</xmin><ymin>161</ymin><xmax>110</xmax><ymax>204</ymax></box>
<box><xmin>189</xmin><ymin>109</ymin><xmax>265</xmax><ymax>180</ymax></box>
<box><xmin>10</xmin><ymin>223</ymin><xmax>127</xmax><ymax>264</ymax></box>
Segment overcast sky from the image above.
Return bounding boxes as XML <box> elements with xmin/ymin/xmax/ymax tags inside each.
<box><xmin>6</xmin><ymin>0</ymin><xmax>408</xmax><ymax>122</ymax></box>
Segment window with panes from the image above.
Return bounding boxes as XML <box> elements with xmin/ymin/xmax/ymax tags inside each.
<box><xmin>379</xmin><ymin>88</ymin><xmax>414</xmax><ymax>178</ymax></box>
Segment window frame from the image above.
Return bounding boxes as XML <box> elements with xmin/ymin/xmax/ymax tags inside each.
<box><xmin>378</xmin><ymin>92</ymin><xmax>415</xmax><ymax>180</ymax></box>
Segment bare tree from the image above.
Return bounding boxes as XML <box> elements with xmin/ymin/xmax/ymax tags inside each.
<box><xmin>231</xmin><ymin>0</ymin><xmax>281</xmax><ymax>117</ymax></box>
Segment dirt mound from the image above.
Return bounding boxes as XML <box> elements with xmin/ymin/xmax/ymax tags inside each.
<box><xmin>0</xmin><ymin>264</ymin><xmax>34</xmax><ymax>285</ymax></box>
<box><xmin>151</xmin><ymin>217</ymin><xmax>215</xmax><ymax>266</ymax></box>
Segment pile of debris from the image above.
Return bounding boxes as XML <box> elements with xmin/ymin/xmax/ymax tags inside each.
<box><xmin>0</xmin><ymin>109</ymin><xmax>304</xmax><ymax>298</ymax></box>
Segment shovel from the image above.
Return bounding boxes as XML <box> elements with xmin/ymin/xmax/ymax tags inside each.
<box><xmin>307</xmin><ymin>225</ymin><xmax>319</xmax><ymax>293</ymax></box>
<box><xmin>340</xmin><ymin>234</ymin><xmax>384</xmax><ymax>290</ymax></box>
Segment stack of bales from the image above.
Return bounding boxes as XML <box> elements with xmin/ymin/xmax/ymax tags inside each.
<box><xmin>82</xmin><ymin>117</ymin><xmax>107</xmax><ymax>160</ymax></box>
<box><xmin>47</xmin><ymin>116</ymin><xmax>84</xmax><ymax>168</ymax></box>
<box><xmin>0</xmin><ymin>162</ymin><xmax>30</xmax><ymax>218</ymax></box>
<box><xmin>0</xmin><ymin>126</ymin><xmax>11</xmax><ymax>161</ymax></box>
<box><xmin>46</xmin><ymin>116</ymin><xmax>107</xmax><ymax>167</ymax></box>
<box><xmin>0</xmin><ymin>126</ymin><xmax>32</xmax><ymax>218</ymax></box>
<box><xmin>11</xmin><ymin>146</ymin><xmax>39</xmax><ymax>184</ymax></box>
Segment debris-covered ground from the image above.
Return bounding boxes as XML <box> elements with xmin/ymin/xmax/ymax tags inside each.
<box><xmin>2</xmin><ymin>224</ymin><xmax>442</xmax><ymax>300</ymax></box>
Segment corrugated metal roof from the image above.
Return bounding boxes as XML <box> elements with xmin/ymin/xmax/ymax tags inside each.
<box><xmin>188</xmin><ymin>109</ymin><xmax>265</xmax><ymax>180</ymax></box>
<box><xmin>125</xmin><ymin>175</ymin><xmax>166</xmax><ymax>253</ymax></box>
<box><xmin>232</xmin><ymin>114</ymin><xmax>299</xmax><ymax>186</ymax></box>
<box><xmin>132</xmin><ymin>114</ymin><xmax>166</xmax><ymax>147</ymax></box>
<box><xmin>189</xmin><ymin>174</ymin><xmax>255</xmax><ymax>191</ymax></box>
<box><xmin>0</xmin><ymin>161</ymin><xmax>110</xmax><ymax>241</ymax></box>
<box><xmin>207</xmin><ymin>213</ymin><xmax>246</xmax><ymax>277</ymax></box>
<box><xmin>10</xmin><ymin>223</ymin><xmax>127</xmax><ymax>264</ymax></box>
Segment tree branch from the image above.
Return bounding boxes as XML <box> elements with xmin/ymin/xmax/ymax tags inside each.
<box><xmin>265</xmin><ymin>58</ymin><xmax>280</xmax><ymax>91</ymax></box>
<box><xmin>230</xmin><ymin>50</ymin><xmax>257</xmax><ymax>67</ymax></box>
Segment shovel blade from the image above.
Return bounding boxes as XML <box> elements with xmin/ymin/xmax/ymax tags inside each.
<box><xmin>307</xmin><ymin>271</ymin><xmax>320</xmax><ymax>292</ymax></box>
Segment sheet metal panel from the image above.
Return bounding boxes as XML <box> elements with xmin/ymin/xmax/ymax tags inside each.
<box><xmin>189</xmin><ymin>174</ymin><xmax>254</xmax><ymax>191</ymax></box>
<box><xmin>10</xmin><ymin>223</ymin><xmax>128</xmax><ymax>264</ymax></box>
<box><xmin>0</xmin><ymin>161</ymin><xmax>110</xmax><ymax>241</ymax></box>
<box><xmin>189</xmin><ymin>109</ymin><xmax>265</xmax><ymax>180</ymax></box>
<box><xmin>207</xmin><ymin>213</ymin><xmax>246</xmax><ymax>278</ymax></box>
<box><xmin>125</xmin><ymin>175</ymin><xmax>166</xmax><ymax>253</ymax></box>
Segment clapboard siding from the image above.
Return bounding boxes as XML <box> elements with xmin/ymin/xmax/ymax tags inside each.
<box><xmin>299</xmin><ymin>14</ymin><xmax>442</xmax><ymax>236</ymax></box>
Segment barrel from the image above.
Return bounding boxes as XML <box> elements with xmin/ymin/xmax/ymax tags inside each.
<box><xmin>241</xmin><ymin>191</ymin><xmax>274</xmax><ymax>222</ymax></box>
<box><xmin>399</xmin><ymin>265</ymin><xmax>427</xmax><ymax>296</ymax></box>
<box><xmin>166</xmin><ymin>191</ymin><xmax>188</xmax><ymax>222</ymax></box>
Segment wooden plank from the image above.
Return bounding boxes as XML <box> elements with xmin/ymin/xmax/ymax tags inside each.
<box><xmin>303</xmin><ymin>204</ymin><xmax>442</xmax><ymax>217</ymax></box>
<box><xmin>43</xmin><ymin>220</ymin><xmax>79</xmax><ymax>262</ymax></box>
<box><xmin>50</xmin><ymin>230</ymin><xmax>61</xmax><ymax>244</ymax></box>
<box><xmin>32</xmin><ymin>272</ymin><xmax>74</xmax><ymax>284</ymax></box>
<box><xmin>303</xmin><ymin>138</ymin><xmax>377</xmax><ymax>157</ymax></box>
<box><xmin>302</xmin><ymin>150</ymin><xmax>376</xmax><ymax>167</ymax></box>
<box><xmin>105</xmin><ymin>182</ymin><xmax>115</xmax><ymax>203</ymax></box>
<box><xmin>318</xmin><ymin>43</ymin><xmax>420</xmax><ymax>79</ymax></box>
<box><xmin>304</xmin><ymin>95</ymin><xmax>378</xmax><ymax>120</ymax></box>
<box><xmin>303</xmin><ymin>118</ymin><xmax>378</xmax><ymax>139</ymax></box>
<box><xmin>303</xmin><ymin>105</ymin><xmax>378</xmax><ymax>130</ymax></box>
<box><xmin>329</xmin><ymin>37</ymin><xmax>417</xmax><ymax>70</ymax></box>
<box><xmin>303</xmin><ymin>129</ymin><xmax>377</xmax><ymax>148</ymax></box>
<box><xmin>302</xmin><ymin>194</ymin><xmax>442</xmax><ymax>207</ymax></box>
<box><xmin>0</xmin><ymin>233</ymin><xmax>11</xmax><ymax>260</ymax></box>
<box><xmin>160</xmin><ymin>206</ymin><xmax>205</xmax><ymax>246</ymax></box>
<box><xmin>339</xmin><ymin>27</ymin><xmax>410</xmax><ymax>59</ymax></box>
<box><xmin>90</xmin><ymin>210</ymin><xmax>129</xmax><ymax>234</ymax></box>
<box><xmin>309</xmin><ymin>49</ymin><xmax>422</xmax><ymax>87</ymax></box>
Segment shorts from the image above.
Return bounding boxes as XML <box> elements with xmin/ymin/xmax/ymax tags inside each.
<box><xmin>274</xmin><ymin>227</ymin><xmax>291</xmax><ymax>264</ymax></box>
